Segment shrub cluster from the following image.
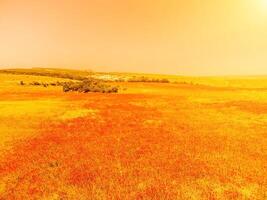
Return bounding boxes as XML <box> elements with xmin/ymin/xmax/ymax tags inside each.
<box><xmin>27</xmin><ymin>81</ymin><xmax>67</xmax><ymax>87</ymax></box>
<box><xmin>19</xmin><ymin>79</ymin><xmax>119</xmax><ymax>93</ymax></box>
<box><xmin>128</xmin><ymin>76</ymin><xmax>170</xmax><ymax>83</ymax></box>
<box><xmin>62</xmin><ymin>80</ymin><xmax>118</xmax><ymax>93</ymax></box>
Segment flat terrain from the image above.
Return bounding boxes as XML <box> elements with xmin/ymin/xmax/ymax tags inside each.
<box><xmin>0</xmin><ymin>72</ymin><xmax>266</xmax><ymax>199</ymax></box>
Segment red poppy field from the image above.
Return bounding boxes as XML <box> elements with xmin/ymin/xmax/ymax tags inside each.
<box><xmin>0</xmin><ymin>74</ymin><xmax>266</xmax><ymax>199</ymax></box>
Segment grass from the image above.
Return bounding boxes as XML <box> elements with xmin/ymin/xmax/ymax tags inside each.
<box><xmin>0</xmin><ymin>70</ymin><xmax>266</xmax><ymax>199</ymax></box>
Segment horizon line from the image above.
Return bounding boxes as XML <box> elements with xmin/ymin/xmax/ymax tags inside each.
<box><xmin>1</xmin><ymin>66</ymin><xmax>267</xmax><ymax>78</ymax></box>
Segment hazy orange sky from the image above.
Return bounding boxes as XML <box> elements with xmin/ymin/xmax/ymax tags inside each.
<box><xmin>0</xmin><ymin>0</ymin><xmax>267</xmax><ymax>75</ymax></box>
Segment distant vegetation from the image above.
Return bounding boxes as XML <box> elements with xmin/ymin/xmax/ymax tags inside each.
<box><xmin>0</xmin><ymin>68</ymin><xmax>92</xmax><ymax>81</ymax></box>
<box><xmin>23</xmin><ymin>81</ymin><xmax>66</xmax><ymax>87</ymax></box>
<box><xmin>19</xmin><ymin>80</ymin><xmax>119</xmax><ymax>93</ymax></box>
<box><xmin>128</xmin><ymin>76</ymin><xmax>170</xmax><ymax>83</ymax></box>
<box><xmin>0</xmin><ymin>68</ymin><xmax>171</xmax><ymax>83</ymax></box>
<box><xmin>1</xmin><ymin>68</ymin><xmax>172</xmax><ymax>94</ymax></box>
<box><xmin>0</xmin><ymin>68</ymin><xmax>118</xmax><ymax>93</ymax></box>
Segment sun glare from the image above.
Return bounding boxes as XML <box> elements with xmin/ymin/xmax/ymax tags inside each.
<box><xmin>261</xmin><ymin>0</ymin><xmax>267</xmax><ymax>7</ymax></box>
<box><xmin>258</xmin><ymin>0</ymin><xmax>267</xmax><ymax>16</ymax></box>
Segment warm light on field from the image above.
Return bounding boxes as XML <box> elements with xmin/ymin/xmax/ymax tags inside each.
<box><xmin>0</xmin><ymin>71</ymin><xmax>267</xmax><ymax>199</ymax></box>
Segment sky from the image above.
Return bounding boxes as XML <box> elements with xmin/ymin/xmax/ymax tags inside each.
<box><xmin>0</xmin><ymin>0</ymin><xmax>267</xmax><ymax>75</ymax></box>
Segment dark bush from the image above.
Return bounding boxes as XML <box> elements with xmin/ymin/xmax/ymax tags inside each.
<box><xmin>63</xmin><ymin>84</ymin><xmax>71</xmax><ymax>92</ymax></box>
<box><xmin>42</xmin><ymin>83</ymin><xmax>48</xmax><ymax>87</ymax></box>
<box><xmin>30</xmin><ymin>81</ymin><xmax>41</xmax><ymax>86</ymax></box>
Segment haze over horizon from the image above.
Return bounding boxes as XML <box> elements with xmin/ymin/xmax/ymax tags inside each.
<box><xmin>0</xmin><ymin>0</ymin><xmax>267</xmax><ymax>76</ymax></box>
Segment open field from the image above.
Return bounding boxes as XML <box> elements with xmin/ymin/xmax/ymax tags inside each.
<box><xmin>0</xmin><ymin>71</ymin><xmax>266</xmax><ymax>199</ymax></box>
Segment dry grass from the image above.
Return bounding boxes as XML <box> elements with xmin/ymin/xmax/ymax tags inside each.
<box><xmin>0</xmin><ymin>73</ymin><xmax>266</xmax><ymax>199</ymax></box>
